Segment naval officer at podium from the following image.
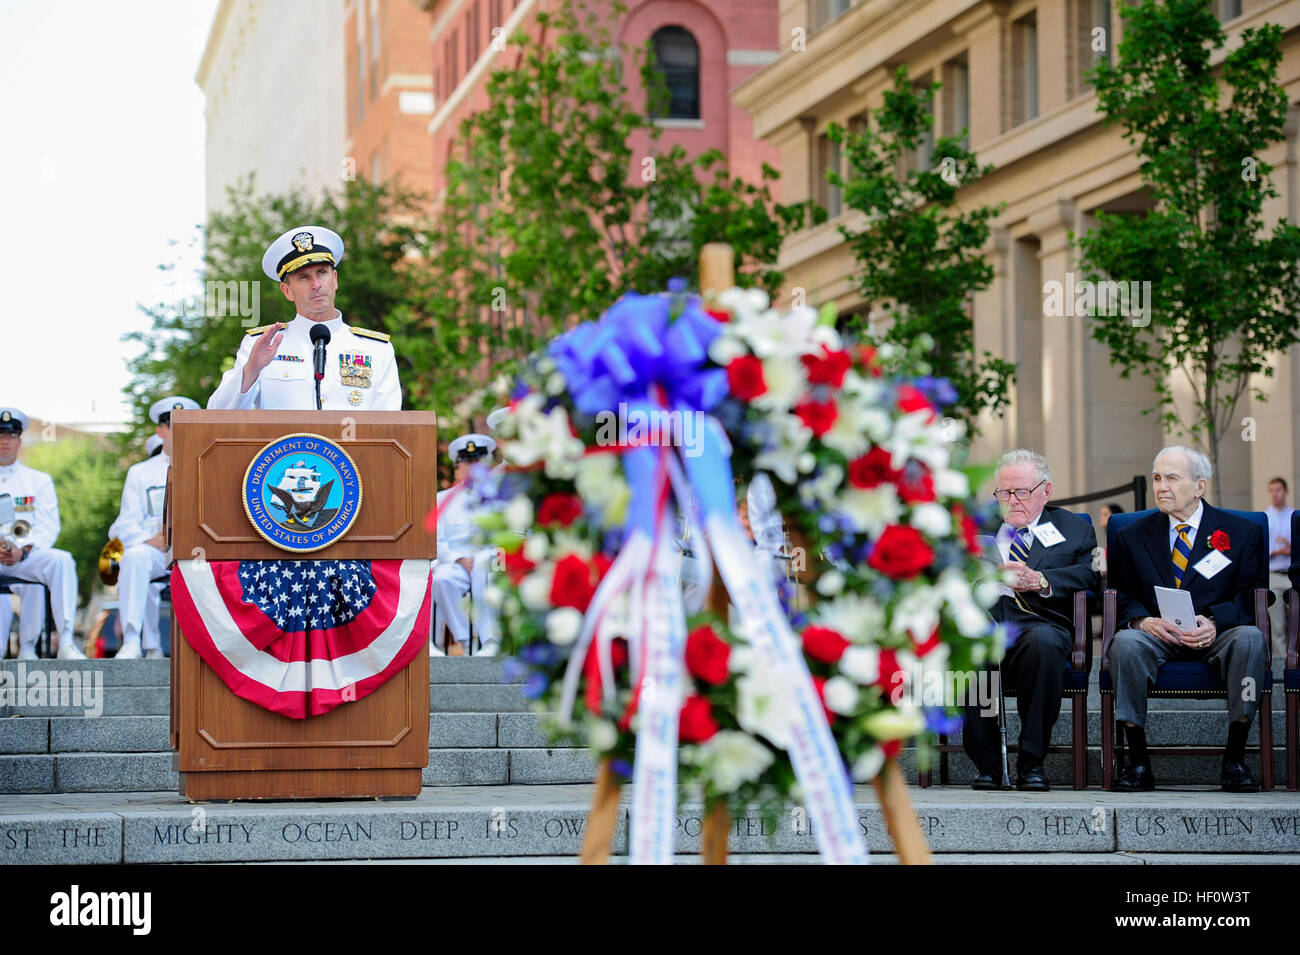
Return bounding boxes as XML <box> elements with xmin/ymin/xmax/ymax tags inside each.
<box><xmin>208</xmin><ymin>226</ymin><xmax>401</xmax><ymax>411</ymax></box>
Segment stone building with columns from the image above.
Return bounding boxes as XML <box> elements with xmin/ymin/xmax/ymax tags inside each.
<box><xmin>734</xmin><ymin>0</ymin><xmax>1300</xmax><ymax>511</ymax></box>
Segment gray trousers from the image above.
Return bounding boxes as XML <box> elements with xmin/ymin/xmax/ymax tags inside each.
<box><xmin>1110</xmin><ymin>625</ymin><xmax>1267</xmax><ymax>728</ymax></box>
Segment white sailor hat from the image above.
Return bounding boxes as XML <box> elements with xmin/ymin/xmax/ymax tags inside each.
<box><xmin>262</xmin><ymin>226</ymin><xmax>345</xmax><ymax>283</ymax></box>
<box><xmin>486</xmin><ymin>407</ymin><xmax>509</xmax><ymax>431</ymax></box>
<box><xmin>0</xmin><ymin>407</ymin><xmax>29</xmax><ymax>434</ymax></box>
<box><xmin>448</xmin><ymin>433</ymin><xmax>497</xmax><ymax>464</ymax></box>
<box><xmin>145</xmin><ymin>435</ymin><xmax>164</xmax><ymax>456</ymax></box>
<box><xmin>149</xmin><ymin>395</ymin><xmax>200</xmax><ymax>424</ymax></box>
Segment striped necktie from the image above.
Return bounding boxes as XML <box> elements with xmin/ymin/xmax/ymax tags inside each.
<box><xmin>1008</xmin><ymin>527</ymin><xmax>1036</xmax><ymax>615</ymax></box>
<box><xmin>1171</xmin><ymin>523</ymin><xmax>1193</xmax><ymax>588</ymax></box>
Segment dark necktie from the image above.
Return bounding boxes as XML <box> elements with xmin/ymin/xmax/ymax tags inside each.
<box><xmin>1171</xmin><ymin>523</ymin><xmax>1192</xmax><ymax>588</ymax></box>
<box><xmin>1008</xmin><ymin>527</ymin><xmax>1037</xmax><ymax>616</ymax></box>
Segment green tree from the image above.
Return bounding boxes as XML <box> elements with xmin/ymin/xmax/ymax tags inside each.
<box><xmin>22</xmin><ymin>439</ymin><xmax>124</xmax><ymax>605</ymax></box>
<box><xmin>428</xmin><ymin>1</ymin><xmax>816</xmax><ymax>426</ymax></box>
<box><xmin>124</xmin><ymin>177</ymin><xmax>438</xmax><ymax>445</ymax></box>
<box><xmin>828</xmin><ymin>66</ymin><xmax>1014</xmax><ymax>428</ymax></box>
<box><xmin>1078</xmin><ymin>0</ymin><xmax>1300</xmax><ymax>485</ymax></box>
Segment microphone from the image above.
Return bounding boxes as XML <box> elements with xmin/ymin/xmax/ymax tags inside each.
<box><xmin>310</xmin><ymin>324</ymin><xmax>331</xmax><ymax>411</ymax></box>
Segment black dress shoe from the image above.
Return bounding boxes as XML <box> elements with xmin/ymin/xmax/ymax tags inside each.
<box><xmin>1111</xmin><ymin>763</ymin><xmax>1156</xmax><ymax>792</ymax></box>
<box><xmin>971</xmin><ymin>772</ymin><xmax>1002</xmax><ymax>790</ymax></box>
<box><xmin>1016</xmin><ymin>764</ymin><xmax>1050</xmax><ymax>792</ymax></box>
<box><xmin>1220</xmin><ymin>761</ymin><xmax>1259</xmax><ymax>793</ymax></box>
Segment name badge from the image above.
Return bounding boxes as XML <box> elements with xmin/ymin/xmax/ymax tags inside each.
<box><xmin>1031</xmin><ymin>522</ymin><xmax>1065</xmax><ymax>547</ymax></box>
<box><xmin>1193</xmin><ymin>549</ymin><xmax>1231</xmax><ymax>580</ymax></box>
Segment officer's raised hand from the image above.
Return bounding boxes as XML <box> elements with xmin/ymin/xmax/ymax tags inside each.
<box><xmin>241</xmin><ymin>322</ymin><xmax>285</xmax><ymax>393</ymax></box>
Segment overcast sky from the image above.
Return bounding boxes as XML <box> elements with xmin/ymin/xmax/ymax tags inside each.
<box><xmin>0</xmin><ymin>0</ymin><xmax>218</xmax><ymax>427</ymax></box>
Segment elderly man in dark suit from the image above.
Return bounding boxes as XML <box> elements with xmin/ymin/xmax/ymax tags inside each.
<box><xmin>965</xmin><ymin>449</ymin><xmax>1099</xmax><ymax>791</ymax></box>
<box><xmin>1107</xmin><ymin>446</ymin><xmax>1268</xmax><ymax>792</ymax></box>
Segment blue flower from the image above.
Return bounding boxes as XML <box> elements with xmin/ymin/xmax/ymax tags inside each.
<box><xmin>667</xmin><ymin>276</ymin><xmax>688</xmax><ymax>294</ymax></box>
<box><xmin>520</xmin><ymin>643</ymin><xmax>560</xmax><ymax>667</ymax></box>
<box><xmin>925</xmin><ymin>707</ymin><xmax>964</xmax><ymax>735</ymax></box>
<box><xmin>501</xmin><ymin>657</ymin><xmax>528</xmax><ymax>683</ymax></box>
<box><xmin>510</xmin><ymin>377</ymin><xmax>529</xmax><ymax>400</ymax></box>
<box><xmin>520</xmin><ymin>672</ymin><xmax>550</xmax><ymax>700</ymax></box>
<box><xmin>914</xmin><ymin>375</ymin><xmax>958</xmax><ymax>408</ymax></box>
<box><xmin>818</xmin><ymin>514</ymin><xmax>838</xmax><ymax>534</ymax></box>
<box><xmin>610</xmin><ymin>758</ymin><xmax>634</xmax><ymax>780</ymax></box>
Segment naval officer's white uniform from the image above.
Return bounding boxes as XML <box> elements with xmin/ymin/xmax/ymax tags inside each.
<box><xmin>207</xmin><ymin>312</ymin><xmax>400</xmax><ymax>411</ymax></box>
<box><xmin>109</xmin><ymin>449</ymin><xmax>171</xmax><ymax>657</ymax></box>
<box><xmin>0</xmin><ymin>413</ymin><xmax>83</xmax><ymax>658</ymax></box>
<box><xmin>431</xmin><ymin>435</ymin><xmax>501</xmax><ymax>655</ymax></box>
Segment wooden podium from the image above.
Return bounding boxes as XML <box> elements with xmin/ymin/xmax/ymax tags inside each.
<box><xmin>167</xmin><ymin>410</ymin><xmax>436</xmax><ymax>801</ymax></box>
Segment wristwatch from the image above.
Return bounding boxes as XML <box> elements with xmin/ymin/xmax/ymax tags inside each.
<box><xmin>1037</xmin><ymin>572</ymin><xmax>1049</xmax><ymax>594</ymax></box>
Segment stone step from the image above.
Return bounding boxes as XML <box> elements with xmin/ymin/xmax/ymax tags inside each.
<box><xmin>0</xmin><ymin>746</ymin><xmax>602</xmax><ymax>794</ymax></box>
<box><xmin>1</xmin><ymin>712</ymin><xmax>572</xmax><ymax>755</ymax></box>
<box><xmin>239</xmin><ymin>852</ymin><xmax>1300</xmax><ymax>865</ymax></box>
<box><xmin>3</xmin><ymin>786</ymin><xmax>1298</xmax><ymax>863</ymax></box>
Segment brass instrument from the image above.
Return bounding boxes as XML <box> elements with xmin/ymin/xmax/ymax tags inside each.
<box><xmin>98</xmin><ymin>537</ymin><xmax>124</xmax><ymax>586</ymax></box>
<box><xmin>0</xmin><ymin>519</ymin><xmax>31</xmax><ymax>552</ymax></box>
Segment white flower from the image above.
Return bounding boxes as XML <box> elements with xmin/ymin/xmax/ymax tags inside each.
<box><xmin>911</xmin><ymin>502</ymin><xmax>952</xmax><ymax>538</ymax></box>
<box><xmin>751</xmin><ymin>355</ymin><xmax>807</xmax><ymax>412</ymax></box>
<box><xmin>523</xmin><ymin>535</ymin><xmax>549</xmax><ymax>563</ymax></box>
<box><xmin>890</xmin><ymin>584</ymin><xmax>943</xmax><ymax>639</ymax></box>
<box><xmin>809</xmin><ymin>324</ymin><xmax>842</xmax><ymax>351</ymax></box>
<box><xmin>820</xmin><ymin>399</ymin><xmax>873</xmax><ymax>460</ymax></box>
<box><xmin>863</xmin><ymin>705</ymin><xmax>926</xmax><ymax>742</ymax></box>
<box><xmin>956</xmin><ymin>603</ymin><xmax>991</xmax><ymax>637</ymax></box>
<box><xmin>935</xmin><ymin>468</ymin><xmax>970</xmax><ymax>498</ymax></box>
<box><xmin>797</xmin><ymin>452</ymin><xmax>816</xmax><ymax>474</ymax></box>
<box><xmin>736</xmin><ymin>659</ymin><xmax>801</xmax><ymax>748</ymax></box>
<box><xmin>734</xmin><ymin>305</ymin><xmax>818</xmax><ymax>359</ymax></box>
<box><xmin>519</xmin><ymin>571</ymin><xmax>552</xmax><ymax>611</ymax></box>
<box><xmin>813</xmin><ymin>593</ymin><xmax>885</xmax><ymax>644</ymax></box>
<box><xmin>806</xmin><ymin>463</ymin><xmax>845</xmax><ymax>510</ymax></box>
<box><xmin>975</xmin><ymin>579</ymin><xmax>1004</xmax><ymax>608</ymax></box>
<box><xmin>840</xmin><ymin>645</ymin><xmax>880</xmax><ymax>685</ymax></box>
<box><xmin>707</xmin><ymin>332</ymin><xmax>747</xmax><ymax>366</ymax></box>
<box><xmin>754</xmin><ymin>412</ymin><xmax>813</xmax><ymax>485</ymax></box>
<box><xmin>839</xmin><ymin>485</ymin><xmax>901</xmax><ymax>536</ymax></box>
<box><xmin>815</xmin><ymin>568</ymin><xmax>845</xmax><ymax>596</ymax></box>
<box><xmin>550</xmin><ymin>531</ymin><xmax>593</xmax><ymax>561</ymax></box>
<box><xmin>504</xmin><ymin>495</ymin><xmax>534</xmax><ymax>534</ymax></box>
<box><xmin>688</xmin><ymin>731</ymin><xmax>775</xmax><ymax>794</ymax></box>
<box><xmin>824</xmin><ymin>676</ymin><xmax>859</xmax><ymax>715</ymax></box>
<box><xmin>728</xmin><ymin>645</ymin><xmax>755</xmax><ymax>674</ymax></box>
<box><xmin>588</xmin><ymin>719</ymin><xmax>618</xmax><ymax>752</ymax></box>
<box><xmin>545</xmin><ymin>607</ymin><xmax>583</xmax><ymax>645</ymax></box>
<box><xmin>484</xmin><ymin>584</ymin><xmax>505</xmax><ymax>609</ymax></box>
<box><xmin>545</xmin><ymin>372</ymin><xmax>567</xmax><ymax>395</ymax></box>
<box><xmin>851</xmin><ymin>745</ymin><xmax>886</xmax><ymax>782</ymax></box>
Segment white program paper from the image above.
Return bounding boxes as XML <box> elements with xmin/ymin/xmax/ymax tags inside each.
<box><xmin>1154</xmin><ymin>586</ymin><xmax>1197</xmax><ymax>630</ymax></box>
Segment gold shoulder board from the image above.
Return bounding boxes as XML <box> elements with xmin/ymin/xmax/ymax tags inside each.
<box><xmin>352</xmin><ymin>327</ymin><xmax>391</xmax><ymax>343</ymax></box>
<box><xmin>244</xmin><ymin>324</ymin><xmax>274</xmax><ymax>336</ymax></box>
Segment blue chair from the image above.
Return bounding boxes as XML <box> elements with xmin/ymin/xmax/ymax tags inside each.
<box><xmin>1286</xmin><ymin>589</ymin><xmax>1298</xmax><ymax>791</ymax></box>
<box><xmin>1100</xmin><ymin>509</ymin><xmax>1274</xmax><ymax>790</ymax></box>
<box><xmin>923</xmin><ymin>511</ymin><xmax>1095</xmax><ymax>790</ymax></box>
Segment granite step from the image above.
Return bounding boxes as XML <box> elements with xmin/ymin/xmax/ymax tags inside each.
<box><xmin>3</xmin><ymin>786</ymin><xmax>1298</xmax><ymax>864</ymax></box>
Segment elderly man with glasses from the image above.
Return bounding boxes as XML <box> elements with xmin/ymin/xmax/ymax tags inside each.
<box><xmin>965</xmin><ymin>449</ymin><xmax>1098</xmax><ymax>790</ymax></box>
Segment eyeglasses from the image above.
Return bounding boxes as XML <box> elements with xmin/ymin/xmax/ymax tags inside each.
<box><xmin>993</xmin><ymin>479</ymin><xmax>1046</xmax><ymax>502</ymax></box>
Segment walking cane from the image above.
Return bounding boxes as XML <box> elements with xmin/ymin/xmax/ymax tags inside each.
<box><xmin>997</xmin><ymin>661</ymin><xmax>1012</xmax><ymax>790</ymax></box>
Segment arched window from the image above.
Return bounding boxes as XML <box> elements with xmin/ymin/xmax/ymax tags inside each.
<box><xmin>650</xmin><ymin>26</ymin><xmax>700</xmax><ymax>120</ymax></box>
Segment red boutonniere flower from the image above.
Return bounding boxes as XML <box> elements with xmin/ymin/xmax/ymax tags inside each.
<box><xmin>1208</xmin><ymin>530</ymin><xmax>1230</xmax><ymax>553</ymax></box>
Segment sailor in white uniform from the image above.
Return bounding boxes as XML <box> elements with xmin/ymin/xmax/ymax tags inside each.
<box><xmin>0</xmin><ymin>408</ymin><xmax>85</xmax><ymax>659</ymax></box>
<box><xmin>207</xmin><ymin>226</ymin><xmax>401</xmax><ymax>411</ymax></box>
<box><xmin>431</xmin><ymin>434</ymin><xmax>501</xmax><ymax>656</ymax></box>
<box><xmin>109</xmin><ymin>396</ymin><xmax>197</xmax><ymax>659</ymax></box>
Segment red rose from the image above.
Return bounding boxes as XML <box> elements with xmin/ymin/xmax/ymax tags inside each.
<box><xmin>856</xmin><ymin>345</ymin><xmax>881</xmax><ymax>376</ymax></box>
<box><xmin>811</xmin><ymin>676</ymin><xmax>837</xmax><ymax>725</ymax></box>
<box><xmin>794</xmin><ymin>397</ymin><xmax>838</xmax><ymax>437</ymax></box>
<box><xmin>896</xmin><ymin>384</ymin><xmax>935</xmax><ymax>421</ymax></box>
<box><xmin>877</xmin><ymin>648</ymin><xmax>904</xmax><ymax>694</ymax></box>
<box><xmin>801</xmin><ymin>346</ymin><xmax>853</xmax><ymax>388</ymax></box>
<box><xmin>537</xmin><ymin>493</ymin><xmax>584</xmax><ymax>527</ymax></box>
<box><xmin>726</xmin><ymin>355</ymin><xmax>767</xmax><ymax>401</ymax></box>
<box><xmin>847</xmin><ymin>447</ymin><xmax>900</xmax><ymax>489</ymax></box>
<box><xmin>882</xmin><ymin>738</ymin><xmax>902</xmax><ymax>760</ymax></box>
<box><xmin>913</xmin><ymin>627</ymin><xmax>942</xmax><ymax>658</ymax></box>
<box><xmin>549</xmin><ymin>554</ymin><xmax>596</xmax><ymax>611</ymax></box>
<box><xmin>802</xmin><ymin>625</ymin><xmax>850</xmax><ymax>664</ymax></box>
<box><xmin>706</xmin><ymin>308</ymin><xmax>731</xmax><ymax>324</ymax></box>
<box><xmin>867</xmin><ymin>525</ymin><xmax>935</xmax><ymax>580</ymax></box>
<box><xmin>611</xmin><ymin>637</ymin><xmax>629</xmax><ymax>669</ymax></box>
<box><xmin>898</xmin><ymin>469</ymin><xmax>936</xmax><ymax>503</ymax></box>
<box><xmin>1209</xmin><ymin>530</ymin><xmax>1231</xmax><ymax>552</ymax></box>
<box><xmin>685</xmin><ymin>625</ymin><xmax>731</xmax><ymax>685</ymax></box>
<box><xmin>953</xmin><ymin>505</ymin><xmax>981</xmax><ymax>555</ymax></box>
<box><xmin>503</xmin><ymin>547</ymin><xmax>536</xmax><ymax>585</ymax></box>
<box><xmin>679</xmin><ymin>695</ymin><xmax>720</xmax><ymax>743</ymax></box>
<box><xmin>591</xmin><ymin>553</ymin><xmax>614</xmax><ymax>582</ymax></box>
